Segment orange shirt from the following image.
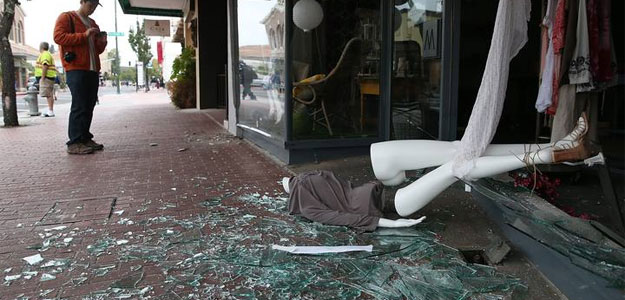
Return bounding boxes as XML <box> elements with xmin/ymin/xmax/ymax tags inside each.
<box><xmin>53</xmin><ymin>11</ymin><xmax>107</xmax><ymax>72</ymax></box>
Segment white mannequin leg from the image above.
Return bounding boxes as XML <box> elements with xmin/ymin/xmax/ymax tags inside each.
<box><xmin>370</xmin><ymin>140</ymin><xmax>459</xmax><ymax>185</ymax></box>
<box><xmin>380</xmin><ymin>114</ymin><xmax>589</xmax><ymax>215</ymax></box>
<box><xmin>371</xmin><ymin>141</ymin><xmax>551</xmax><ymax>185</ymax></box>
<box><xmin>394</xmin><ymin>148</ymin><xmax>554</xmax><ymax>216</ymax></box>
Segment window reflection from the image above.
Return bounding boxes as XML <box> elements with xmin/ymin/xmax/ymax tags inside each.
<box><xmin>237</xmin><ymin>0</ymin><xmax>285</xmax><ymax>139</ymax></box>
<box><xmin>392</xmin><ymin>0</ymin><xmax>442</xmax><ymax>140</ymax></box>
<box><xmin>291</xmin><ymin>0</ymin><xmax>381</xmax><ymax>140</ymax></box>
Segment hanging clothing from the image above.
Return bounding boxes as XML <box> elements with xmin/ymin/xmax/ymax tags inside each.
<box><xmin>552</xmin><ymin>0</ymin><xmax>568</xmax><ymax>53</ymax></box>
<box><xmin>548</xmin><ymin>0</ymin><xmax>567</xmax><ymax>115</ymax></box>
<box><xmin>287</xmin><ymin>171</ymin><xmax>383</xmax><ymax>232</ymax></box>
<box><xmin>559</xmin><ymin>0</ymin><xmax>579</xmax><ymax>83</ymax></box>
<box><xmin>569</xmin><ymin>0</ymin><xmax>591</xmax><ymax>85</ymax></box>
<box><xmin>452</xmin><ymin>0</ymin><xmax>531</xmax><ymax>180</ymax></box>
<box><xmin>587</xmin><ymin>0</ymin><xmax>600</xmax><ymax>78</ymax></box>
<box><xmin>577</xmin><ymin>0</ymin><xmax>616</xmax><ymax>91</ymax></box>
<box><xmin>596</xmin><ymin>0</ymin><xmax>613</xmax><ymax>82</ymax></box>
<box><xmin>577</xmin><ymin>0</ymin><xmax>598</xmax><ymax>92</ymax></box>
<box><xmin>551</xmin><ymin>88</ymin><xmax>598</xmax><ymax>143</ymax></box>
<box><xmin>536</xmin><ymin>0</ymin><xmax>557</xmax><ymax>112</ymax></box>
<box><xmin>549</xmin><ymin>0</ymin><xmax>580</xmax><ymax>115</ymax></box>
<box><xmin>550</xmin><ymin>85</ymin><xmax>580</xmax><ymax>141</ymax></box>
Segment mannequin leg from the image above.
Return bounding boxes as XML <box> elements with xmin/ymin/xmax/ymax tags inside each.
<box><xmin>371</xmin><ymin>141</ymin><xmax>551</xmax><ymax>186</ymax></box>
<box><xmin>394</xmin><ymin>148</ymin><xmax>554</xmax><ymax>216</ymax></box>
<box><xmin>370</xmin><ymin>140</ymin><xmax>459</xmax><ymax>185</ymax></box>
<box><xmin>382</xmin><ymin>113</ymin><xmax>590</xmax><ymax>215</ymax></box>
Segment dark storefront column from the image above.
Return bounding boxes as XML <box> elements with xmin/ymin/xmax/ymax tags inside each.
<box><xmin>195</xmin><ymin>0</ymin><xmax>228</xmax><ymax>109</ymax></box>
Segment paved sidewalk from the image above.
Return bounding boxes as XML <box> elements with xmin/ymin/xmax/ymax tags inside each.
<box><xmin>0</xmin><ymin>90</ymin><xmax>560</xmax><ymax>299</ymax></box>
<box><xmin>0</xmin><ymin>90</ymin><xmax>290</xmax><ymax>298</ymax></box>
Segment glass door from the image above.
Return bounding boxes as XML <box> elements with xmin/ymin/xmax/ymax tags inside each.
<box><xmin>390</xmin><ymin>0</ymin><xmax>443</xmax><ymax>140</ymax></box>
<box><xmin>237</xmin><ymin>0</ymin><xmax>286</xmax><ymax>140</ymax></box>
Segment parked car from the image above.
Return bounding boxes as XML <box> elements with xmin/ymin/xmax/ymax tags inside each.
<box><xmin>251</xmin><ymin>75</ymin><xmax>272</xmax><ymax>90</ymax></box>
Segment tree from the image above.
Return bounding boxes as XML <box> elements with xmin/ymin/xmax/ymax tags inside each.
<box><xmin>119</xmin><ymin>67</ymin><xmax>136</xmax><ymax>83</ymax></box>
<box><xmin>0</xmin><ymin>0</ymin><xmax>19</xmax><ymax>127</ymax></box>
<box><xmin>107</xmin><ymin>49</ymin><xmax>120</xmax><ymax>77</ymax></box>
<box><xmin>148</xmin><ymin>58</ymin><xmax>162</xmax><ymax>79</ymax></box>
<box><xmin>128</xmin><ymin>21</ymin><xmax>152</xmax><ymax>92</ymax></box>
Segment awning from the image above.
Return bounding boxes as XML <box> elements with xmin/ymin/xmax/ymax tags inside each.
<box><xmin>117</xmin><ymin>0</ymin><xmax>184</xmax><ymax>17</ymax></box>
<box><xmin>11</xmin><ymin>42</ymin><xmax>39</xmax><ymax>60</ymax></box>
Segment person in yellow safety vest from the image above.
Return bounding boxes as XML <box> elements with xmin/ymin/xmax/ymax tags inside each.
<box><xmin>35</xmin><ymin>42</ymin><xmax>58</xmax><ymax>117</ymax></box>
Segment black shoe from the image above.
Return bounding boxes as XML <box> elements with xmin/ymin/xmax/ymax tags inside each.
<box><xmin>67</xmin><ymin>143</ymin><xmax>94</xmax><ymax>155</ymax></box>
<box><xmin>84</xmin><ymin>140</ymin><xmax>104</xmax><ymax>151</ymax></box>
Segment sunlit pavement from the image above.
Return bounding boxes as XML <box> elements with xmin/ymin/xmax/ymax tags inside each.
<box><xmin>0</xmin><ymin>89</ymin><xmax>290</xmax><ymax>298</ymax></box>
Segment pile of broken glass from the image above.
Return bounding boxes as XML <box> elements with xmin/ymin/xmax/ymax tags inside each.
<box><xmin>5</xmin><ymin>190</ymin><xmax>528</xmax><ymax>299</ymax></box>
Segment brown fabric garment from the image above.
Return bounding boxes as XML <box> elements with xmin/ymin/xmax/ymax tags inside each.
<box><xmin>549</xmin><ymin>0</ymin><xmax>579</xmax><ymax>115</ymax></box>
<box><xmin>287</xmin><ymin>170</ymin><xmax>383</xmax><ymax>232</ymax></box>
<box><xmin>559</xmin><ymin>0</ymin><xmax>579</xmax><ymax>85</ymax></box>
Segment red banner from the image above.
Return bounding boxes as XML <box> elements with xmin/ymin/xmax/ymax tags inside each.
<box><xmin>157</xmin><ymin>41</ymin><xmax>164</xmax><ymax>65</ymax></box>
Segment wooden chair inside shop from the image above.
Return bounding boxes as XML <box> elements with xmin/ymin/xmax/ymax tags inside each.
<box><xmin>292</xmin><ymin>38</ymin><xmax>362</xmax><ymax>136</ymax></box>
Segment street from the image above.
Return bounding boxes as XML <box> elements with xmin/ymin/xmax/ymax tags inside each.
<box><xmin>1</xmin><ymin>86</ymin><xmax>154</xmax><ymax>115</ymax></box>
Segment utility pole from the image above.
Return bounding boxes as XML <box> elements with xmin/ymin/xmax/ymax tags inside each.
<box><xmin>136</xmin><ymin>61</ymin><xmax>139</xmax><ymax>92</ymax></box>
<box><xmin>114</xmin><ymin>0</ymin><xmax>121</xmax><ymax>94</ymax></box>
<box><xmin>136</xmin><ymin>16</ymin><xmax>139</xmax><ymax>93</ymax></box>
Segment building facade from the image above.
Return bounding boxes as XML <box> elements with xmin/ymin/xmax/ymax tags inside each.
<box><xmin>118</xmin><ymin>0</ymin><xmax>624</xmax><ymax>165</ymax></box>
<box><xmin>2</xmin><ymin>3</ymin><xmax>40</xmax><ymax>91</ymax></box>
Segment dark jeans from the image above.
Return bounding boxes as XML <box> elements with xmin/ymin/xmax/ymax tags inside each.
<box><xmin>66</xmin><ymin>70</ymin><xmax>99</xmax><ymax>145</ymax></box>
<box><xmin>242</xmin><ymin>84</ymin><xmax>256</xmax><ymax>100</ymax></box>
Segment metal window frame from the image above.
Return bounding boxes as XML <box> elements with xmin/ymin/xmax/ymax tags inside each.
<box><xmin>232</xmin><ymin>0</ymin><xmax>459</xmax><ymax>158</ymax></box>
<box><xmin>232</xmin><ymin>0</ymin><xmax>288</xmax><ymax>149</ymax></box>
<box><xmin>439</xmin><ymin>0</ymin><xmax>460</xmax><ymax>141</ymax></box>
<box><xmin>284</xmin><ymin>0</ymin><xmax>388</xmax><ymax>148</ymax></box>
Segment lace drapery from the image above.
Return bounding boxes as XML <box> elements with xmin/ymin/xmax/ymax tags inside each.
<box><xmin>452</xmin><ymin>0</ymin><xmax>532</xmax><ymax>180</ymax></box>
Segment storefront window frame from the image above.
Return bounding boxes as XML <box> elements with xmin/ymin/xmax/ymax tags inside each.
<box><xmin>284</xmin><ymin>0</ymin><xmax>389</xmax><ymax>147</ymax></box>
<box><xmin>231</xmin><ymin>0</ymin><xmax>460</xmax><ymax>159</ymax></box>
<box><xmin>386</xmin><ymin>0</ymin><xmax>459</xmax><ymax>142</ymax></box>
<box><xmin>233</xmin><ymin>0</ymin><xmax>288</xmax><ymax>146</ymax></box>
<box><xmin>439</xmin><ymin>0</ymin><xmax>460</xmax><ymax>141</ymax></box>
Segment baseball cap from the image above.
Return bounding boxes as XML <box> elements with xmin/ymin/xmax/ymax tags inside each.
<box><xmin>86</xmin><ymin>0</ymin><xmax>103</xmax><ymax>7</ymax></box>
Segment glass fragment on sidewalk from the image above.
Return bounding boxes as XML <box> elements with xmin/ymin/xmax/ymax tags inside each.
<box><xmin>6</xmin><ymin>191</ymin><xmax>528</xmax><ymax>298</ymax></box>
<box><xmin>471</xmin><ymin>178</ymin><xmax>625</xmax><ymax>288</ymax></box>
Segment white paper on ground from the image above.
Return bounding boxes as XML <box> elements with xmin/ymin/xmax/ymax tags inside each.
<box><xmin>44</xmin><ymin>225</ymin><xmax>67</xmax><ymax>232</ymax></box>
<box><xmin>271</xmin><ymin>245</ymin><xmax>373</xmax><ymax>255</ymax></box>
<box><xmin>22</xmin><ymin>254</ymin><xmax>44</xmax><ymax>265</ymax></box>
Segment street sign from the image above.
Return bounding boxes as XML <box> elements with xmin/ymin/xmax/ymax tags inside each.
<box><xmin>144</xmin><ymin>19</ymin><xmax>170</xmax><ymax>37</ymax></box>
<box><xmin>108</xmin><ymin>32</ymin><xmax>125</xmax><ymax>37</ymax></box>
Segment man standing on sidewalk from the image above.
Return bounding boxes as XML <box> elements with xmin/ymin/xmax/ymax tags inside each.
<box><xmin>35</xmin><ymin>42</ymin><xmax>57</xmax><ymax>117</ymax></box>
<box><xmin>53</xmin><ymin>0</ymin><xmax>107</xmax><ymax>155</ymax></box>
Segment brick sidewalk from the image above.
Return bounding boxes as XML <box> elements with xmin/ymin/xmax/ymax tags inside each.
<box><xmin>0</xmin><ymin>90</ymin><xmax>540</xmax><ymax>299</ymax></box>
<box><xmin>0</xmin><ymin>90</ymin><xmax>290</xmax><ymax>298</ymax></box>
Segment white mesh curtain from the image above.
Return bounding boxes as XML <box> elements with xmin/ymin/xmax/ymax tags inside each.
<box><xmin>452</xmin><ymin>0</ymin><xmax>532</xmax><ymax>179</ymax></box>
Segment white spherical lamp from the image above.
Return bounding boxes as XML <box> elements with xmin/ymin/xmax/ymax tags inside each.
<box><xmin>293</xmin><ymin>0</ymin><xmax>324</xmax><ymax>32</ymax></box>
